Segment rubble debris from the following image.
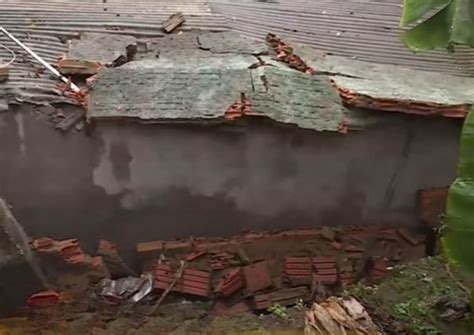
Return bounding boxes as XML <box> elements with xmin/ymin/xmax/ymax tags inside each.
<box><xmin>338</xmin><ymin>87</ymin><xmax>469</xmax><ymax>118</ymax></box>
<box><xmin>285</xmin><ymin>257</ymin><xmax>312</xmax><ymax>286</ymax></box>
<box><xmin>54</xmin><ymin>109</ymin><xmax>85</xmax><ymax>133</ymax></box>
<box><xmin>97</xmin><ymin>274</ymin><xmax>153</xmax><ymax>304</ymax></box>
<box><xmin>397</xmin><ymin>228</ymin><xmax>425</xmax><ymax>246</ymax></box>
<box><xmin>97</xmin><ymin>239</ymin><xmax>135</xmax><ymax>278</ymax></box>
<box><xmin>242</xmin><ymin>261</ymin><xmax>273</xmax><ymax>295</ymax></box>
<box><xmin>150</xmin><ymin>261</ymin><xmax>186</xmax><ymax>314</ymax></box>
<box><xmin>304</xmin><ymin>297</ymin><xmax>383</xmax><ymax>335</ymax></box>
<box><xmin>320</xmin><ymin>226</ymin><xmax>336</xmax><ymax>242</ymax></box>
<box><xmin>253</xmin><ymin>286</ymin><xmax>309</xmax><ymax>310</ymax></box>
<box><xmin>27</xmin><ymin>291</ymin><xmax>61</xmax><ymax>309</ymax></box>
<box><xmin>266</xmin><ymin>33</ymin><xmax>316</xmax><ymax>74</ymax></box>
<box><xmin>313</xmin><ymin>257</ymin><xmax>338</xmax><ymax>285</ymax></box>
<box><xmin>184</xmin><ymin>249</ymin><xmax>207</xmax><ymax>262</ymax></box>
<box><xmin>58</xmin><ymin>33</ymin><xmax>137</xmax><ymax>75</ymax></box>
<box><xmin>417</xmin><ymin>186</ymin><xmax>449</xmax><ymax>226</ymax></box>
<box><xmin>162</xmin><ymin>12</ymin><xmax>185</xmax><ymax>33</ymax></box>
<box><xmin>154</xmin><ymin>263</ymin><xmax>210</xmax><ymax>298</ymax></box>
<box><xmin>236</xmin><ymin>248</ymin><xmax>250</xmax><ymax>265</ymax></box>
<box><xmin>214</xmin><ymin>268</ymin><xmax>244</xmax><ymax>297</ymax></box>
<box><xmin>210</xmin><ymin>251</ymin><xmax>238</xmax><ymax>270</ymax></box>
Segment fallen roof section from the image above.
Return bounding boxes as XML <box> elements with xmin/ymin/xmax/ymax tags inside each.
<box><xmin>88</xmin><ymin>53</ymin><xmax>348</xmax><ymax>132</ymax></box>
<box><xmin>292</xmin><ymin>47</ymin><xmax>474</xmax><ymax>118</ymax></box>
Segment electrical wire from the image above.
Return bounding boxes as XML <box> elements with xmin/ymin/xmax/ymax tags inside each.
<box><xmin>0</xmin><ymin>43</ymin><xmax>16</xmax><ymax>68</ymax></box>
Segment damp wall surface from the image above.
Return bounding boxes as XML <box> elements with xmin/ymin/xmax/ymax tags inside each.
<box><xmin>0</xmin><ymin>106</ymin><xmax>462</xmax><ymax>259</ymax></box>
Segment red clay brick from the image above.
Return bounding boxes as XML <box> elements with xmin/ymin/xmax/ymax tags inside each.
<box><xmin>214</xmin><ymin>268</ymin><xmax>244</xmax><ymax>297</ymax></box>
<box><xmin>243</xmin><ymin>261</ymin><xmax>273</xmax><ymax>295</ymax></box>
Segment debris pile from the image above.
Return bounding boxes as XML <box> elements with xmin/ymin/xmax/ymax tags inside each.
<box><xmin>21</xmin><ymin>225</ymin><xmax>427</xmax><ymax>321</ymax></box>
<box><xmin>266</xmin><ymin>33</ymin><xmax>316</xmax><ymax>74</ymax></box>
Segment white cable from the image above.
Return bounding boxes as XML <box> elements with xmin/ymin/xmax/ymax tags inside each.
<box><xmin>0</xmin><ymin>43</ymin><xmax>16</xmax><ymax>68</ymax></box>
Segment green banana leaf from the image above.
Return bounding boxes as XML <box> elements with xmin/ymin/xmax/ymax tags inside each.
<box><xmin>442</xmin><ymin>109</ymin><xmax>474</xmax><ymax>275</ymax></box>
<box><xmin>400</xmin><ymin>0</ymin><xmax>474</xmax><ymax>51</ymax></box>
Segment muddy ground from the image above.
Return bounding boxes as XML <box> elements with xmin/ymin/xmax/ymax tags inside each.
<box><xmin>0</xmin><ymin>256</ymin><xmax>471</xmax><ymax>335</ymax></box>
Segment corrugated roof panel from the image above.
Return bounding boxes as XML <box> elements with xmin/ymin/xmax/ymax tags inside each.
<box><xmin>210</xmin><ymin>0</ymin><xmax>474</xmax><ymax>77</ymax></box>
<box><xmin>0</xmin><ymin>0</ymin><xmax>229</xmax><ymax>105</ymax></box>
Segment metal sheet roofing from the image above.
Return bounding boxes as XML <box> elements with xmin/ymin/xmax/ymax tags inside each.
<box><xmin>210</xmin><ymin>0</ymin><xmax>474</xmax><ymax>77</ymax></box>
<box><xmin>0</xmin><ymin>0</ymin><xmax>229</xmax><ymax>104</ymax></box>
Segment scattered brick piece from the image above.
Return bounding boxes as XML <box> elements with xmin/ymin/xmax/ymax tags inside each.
<box><xmin>243</xmin><ymin>261</ymin><xmax>273</xmax><ymax>295</ymax></box>
<box><xmin>154</xmin><ymin>263</ymin><xmax>210</xmax><ymax>298</ymax></box>
<box><xmin>285</xmin><ymin>257</ymin><xmax>312</xmax><ymax>286</ymax></box>
<box><xmin>397</xmin><ymin>228</ymin><xmax>425</xmax><ymax>246</ymax></box>
<box><xmin>30</xmin><ymin>237</ymin><xmax>86</xmax><ymax>265</ymax></box>
<box><xmin>214</xmin><ymin>268</ymin><xmax>244</xmax><ymax>297</ymax></box>
<box><xmin>27</xmin><ymin>291</ymin><xmax>61</xmax><ymax>309</ymax></box>
<box><xmin>313</xmin><ymin>257</ymin><xmax>338</xmax><ymax>285</ymax></box>
<box><xmin>162</xmin><ymin>12</ymin><xmax>185</xmax><ymax>33</ymax></box>
<box><xmin>253</xmin><ymin>286</ymin><xmax>309</xmax><ymax>310</ymax></box>
<box><xmin>210</xmin><ymin>251</ymin><xmax>237</xmax><ymax>271</ymax></box>
<box><xmin>184</xmin><ymin>250</ymin><xmax>207</xmax><ymax>262</ymax></box>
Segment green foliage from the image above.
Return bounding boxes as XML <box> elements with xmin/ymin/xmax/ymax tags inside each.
<box><xmin>391</xmin><ymin>299</ymin><xmax>441</xmax><ymax>335</ymax></box>
<box><xmin>442</xmin><ymin>109</ymin><xmax>474</xmax><ymax>275</ymax></box>
<box><xmin>267</xmin><ymin>304</ymin><xmax>288</xmax><ymax>320</ymax></box>
<box><xmin>400</xmin><ymin>0</ymin><xmax>474</xmax><ymax>51</ymax></box>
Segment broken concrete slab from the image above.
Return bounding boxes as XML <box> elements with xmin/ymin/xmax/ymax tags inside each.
<box><xmin>198</xmin><ymin>31</ymin><xmax>267</xmax><ymax>55</ymax></box>
<box><xmin>89</xmin><ymin>55</ymin><xmax>347</xmax><ymax>132</ymax></box>
<box><xmin>58</xmin><ymin>33</ymin><xmax>137</xmax><ymax>75</ymax></box>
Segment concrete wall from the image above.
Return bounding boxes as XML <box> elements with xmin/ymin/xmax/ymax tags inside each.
<box><xmin>0</xmin><ymin>106</ymin><xmax>462</xmax><ymax>259</ymax></box>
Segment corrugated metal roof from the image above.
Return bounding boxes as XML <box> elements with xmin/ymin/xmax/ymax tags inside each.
<box><xmin>0</xmin><ymin>0</ymin><xmax>229</xmax><ymax>104</ymax></box>
<box><xmin>210</xmin><ymin>0</ymin><xmax>474</xmax><ymax>77</ymax></box>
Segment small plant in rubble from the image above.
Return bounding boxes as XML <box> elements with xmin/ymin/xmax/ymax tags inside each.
<box><xmin>267</xmin><ymin>303</ymin><xmax>288</xmax><ymax>320</ymax></box>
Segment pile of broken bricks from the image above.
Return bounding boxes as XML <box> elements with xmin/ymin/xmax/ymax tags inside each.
<box><xmin>135</xmin><ymin>226</ymin><xmax>426</xmax><ymax>315</ymax></box>
<box><xmin>25</xmin><ymin>226</ymin><xmax>426</xmax><ymax>315</ymax></box>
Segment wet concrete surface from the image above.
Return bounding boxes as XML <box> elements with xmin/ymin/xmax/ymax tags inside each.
<box><xmin>0</xmin><ymin>104</ymin><xmax>461</xmax><ymax>264</ymax></box>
